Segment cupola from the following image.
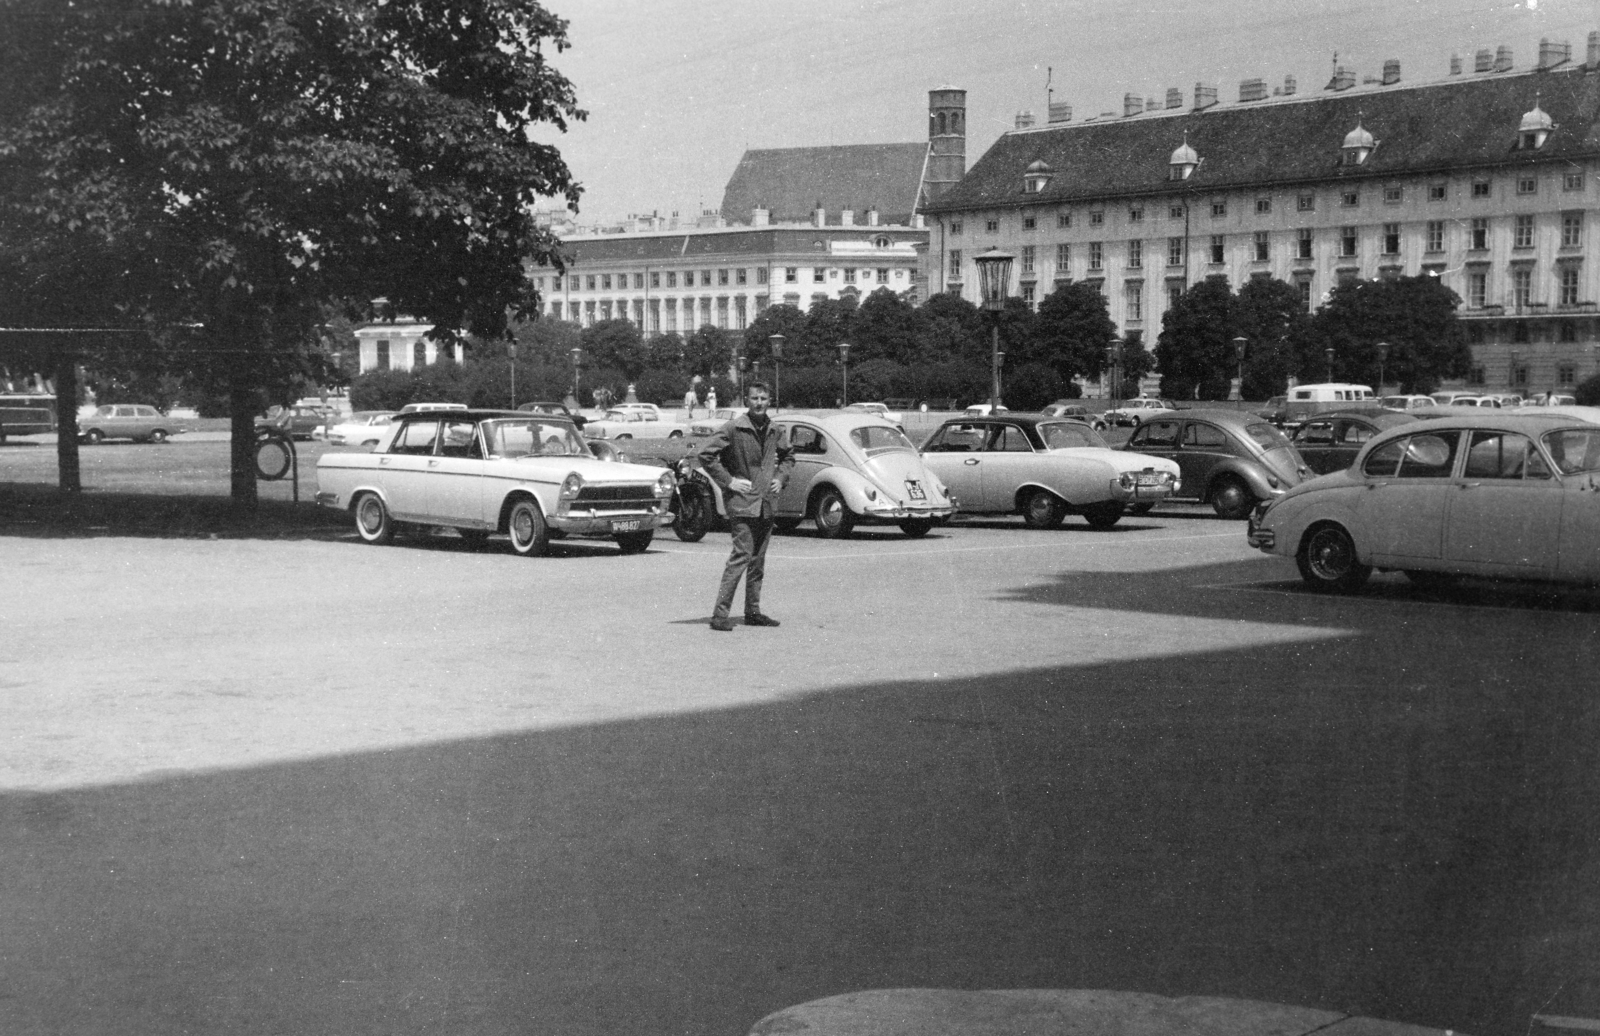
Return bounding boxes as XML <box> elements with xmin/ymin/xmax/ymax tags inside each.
<box><xmin>1168</xmin><ymin>133</ymin><xmax>1201</xmax><ymax>181</ymax></box>
<box><xmin>1023</xmin><ymin>159</ymin><xmax>1053</xmax><ymax>194</ymax></box>
<box><xmin>1518</xmin><ymin>97</ymin><xmax>1554</xmax><ymax>149</ymax></box>
<box><xmin>1341</xmin><ymin>117</ymin><xmax>1376</xmax><ymax>165</ymax></box>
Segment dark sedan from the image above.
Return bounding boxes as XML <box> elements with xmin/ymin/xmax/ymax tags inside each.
<box><xmin>1290</xmin><ymin>409</ymin><xmax>1419</xmax><ymax>476</ymax></box>
<box><xmin>1120</xmin><ymin>408</ymin><xmax>1312</xmax><ymax>519</ymax></box>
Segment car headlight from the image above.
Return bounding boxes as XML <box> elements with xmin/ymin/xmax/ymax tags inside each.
<box><xmin>864</xmin><ymin>486</ymin><xmax>878</xmax><ymax>501</ymax></box>
<box><xmin>655</xmin><ymin>471</ymin><xmax>676</xmax><ymax>497</ymax></box>
<box><xmin>560</xmin><ymin>473</ymin><xmax>585</xmax><ymax>500</ymax></box>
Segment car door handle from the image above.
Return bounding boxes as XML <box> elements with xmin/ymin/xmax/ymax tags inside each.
<box><xmin>1459</xmin><ymin>482</ymin><xmax>1481</xmax><ymax>489</ymax></box>
<box><xmin>379</xmin><ymin>457</ymin><xmax>390</xmax><ymax>466</ymax></box>
<box><xmin>964</xmin><ymin>458</ymin><xmax>980</xmax><ymax>465</ymax></box>
<box><xmin>429</xmin><ymin>460</ymin><xmax>440</xmax><ymax>467</ymax></box>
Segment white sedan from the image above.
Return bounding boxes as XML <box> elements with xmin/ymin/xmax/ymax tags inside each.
<box><xmin>1103</xmin><ymin>397</ymin><xmax>1177</xmax><ymax>427</ymax></box>
<box><xmin>1248</xmin><ymin>412</ymin><xmax>1600</xmax><ymax>590</ymax></box>
<box><xmin>316</xmin><ymin>410</ymin><xmax>676</xmax><ymax>556</ymax></box>
<box><xmin>321</xmin><ymin>410</ymin><xmax>396</xmax><ymax>447</ymax></box>
<box><xmin>582</xmin><ymin>408</ymin><xmax>686</xmax><ymax>440</ymax></box>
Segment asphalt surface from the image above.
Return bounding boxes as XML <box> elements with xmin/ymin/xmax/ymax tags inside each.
<box><xmin>2</xmin><ymin>436</ymin><xmax>1598</xmax><ymax>1036</ymax></box>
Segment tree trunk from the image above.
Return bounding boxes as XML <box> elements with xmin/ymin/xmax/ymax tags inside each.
<box><xmin>230</xmin><ymin>373</ymin><xmax>259</xmax><ymax>508</ymax></box>
<box><xmin>53</xmin><ymin>348</ymin><xmax>81</xmax><ymax>493</ymax></box>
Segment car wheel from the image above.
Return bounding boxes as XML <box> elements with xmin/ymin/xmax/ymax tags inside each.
<box><xmin>353</xmin><ymin>492</ymin><xmax>395</xmax><ymax>545</ymax></box>
<box><xmin>1208</xmin><ymin>476</ymin><xmax>1256</xmax><ymax>520</ymax></box>
<box><xmin>1128</xmin><ymin>503</ymin><xmax>1155</xmax><ymax>516</ymax></box>
<box><xmin>83</xmin><ymin>428</ymin><xmax>104</xmax><ymax>444</ymax></box>
<box><xmin>1405</xmin><ymin>569</ymin><xmax>1459</xmax><ymax>589</ymax></box>
<box><xmin>616</xmin><ymin>530</ymin><xmax>654</xmax><ymax>554</ymax></box>
<box><xmin>899</xmin><ymin>518</ymin><xmax>934</xmax><ymax>538</ymax></box>
<box><xmin>148</xmin><ymin>429</ymin><xmax>168</xmax><ymax>444</ymax></box>
<box><xmin>506</xmin><ymin>497</ymin><xmax>549</xmax><ymax>557</ymax></box>
<box><xmin>1129</xmin><ymin>415</ymin><xmax>1141</xmax><ymax>427</ymax></box>
<box><xmin>457</xmin><ymin>528</ymin><xmax>490</xmax><ymax>547</ymax></box>
<box><xmin>667</xmin><ymin>429</ymin><xmax>684</xmax><ymax>439</ymax></box>
<box><xmin>672</xmin><ymin>485</ymin><xmax>712</xmax><ymax>542</ymax></box>
<box><xmin>811</xmin><ymin>486</ymin><xmax>855</xmax><ymax>539</ymax></box>
<box><xmin>1020</xmin><ymin>488</ymin><xmax>1065</xmax><ymax>529</ymax></box>
<box><xmin>1296</xmin><ymin>523</ymin><xmax>1371</xmax><ymax>591</ymax></box>
<box><xmin>1081</xmin><ymin>501</ymin><xmax>1123</xmax><ymax>529</ymax></box>
<box><xmin>615</xmin><ymin>433</ymin><xmax>632</xmax><ymax>441</ymax></box>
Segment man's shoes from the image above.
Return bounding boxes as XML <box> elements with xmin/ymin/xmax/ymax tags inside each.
<box><xmin>744</xmin><ymin>613</ymin><xmax>781</xmax><ymax>627</ymax></box>
<box><xmin>709</xmin><ymin>617</ymin><xmax>735</xmax><ymax>632</ymax></box>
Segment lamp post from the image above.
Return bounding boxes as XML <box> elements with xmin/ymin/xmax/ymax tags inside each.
<box><xmin>1106</xmin><ymin>338</ymin><xmax>1123</xmax><ymax>401</ymax></box>
<box><xmin>508</xmin><ymin>341</ymin><xmax>518</xmax><ymax>409</ymax></box>
<box><xmin>1232</xmin><ymin>335</ymin><xmax>1247</xmax><ymax>402</ymax></box>
<box><xmin>1169</xmin><ymin>134</ymin><xmax>1202</xmax><ymax>289</ymax></box>
<box><xmin>1375</xmin><ymin>340</ymin><xmax>1388</xmax><ymax>395</ymax></box>
<box><xmin>973</xmin><ymin>248</ymin><xmax>1015</xmax><ymax>409</ymax></box>
<box><xmin>1509</xmin><ymin>349</ymin><xmax>1520</xmax><ymax>393</ymax></box>
<box><xmin>1324</xmin><ymin>346</ymin><xmax>1335</xmax><ymax>382</ymax></box>
<box><xmin>570</xmin><ymin>346</ymin><xmax>582</xmax><ymax>408</ymax></box>
<box><xmin>837</xmin><ymin>342</ymin><xmax>851</xmax><ymax>406</ymax></box>
<box><xmin>768</xmin><ymin>333</ymin><xmax>784</xmax><ymax>410</ymax></box>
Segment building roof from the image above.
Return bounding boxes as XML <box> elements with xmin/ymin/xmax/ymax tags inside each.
<box><xmin>925</xmin><ymin>66</ymin><xmax>1600</xmax><ymax>213</ymax></box>
<box><xmin>554</xmin><ymin>225</ymin><xmax>925</xmax><ymax>265</ymax></box>
<box><xmin>719</xmin><ymin>143</ymin><xmax>931</xmax><ymax>225</ymax></box>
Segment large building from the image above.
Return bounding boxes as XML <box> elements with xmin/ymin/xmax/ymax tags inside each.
<box><xmin>922</xmin><ymin>35</ymin><xmax>1600</xmax><ymax>395</ymax></box>
<box><xmin>534</xmin><ymin>89</ymin><xmax>969</xmax><ymax>334</ymax></box>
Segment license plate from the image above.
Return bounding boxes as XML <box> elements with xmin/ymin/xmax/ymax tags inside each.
<box><xmin>611</xmin><ymin>519</ymin><xmax>641</xmax><ymax>532</ymax></box>
<box><xmin>906</xmin><ymin>481</ymin><xmax>926</xmax><ymax>501</ymax></box>
<box><xmin>1135</xmin><ymin>473</ymin><xmax>1163</xmax><ymax>485</ymax></box>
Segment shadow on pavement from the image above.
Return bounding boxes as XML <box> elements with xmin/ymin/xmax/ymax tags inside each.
<box><xmin>3</xmin><ymin>556</ymin><xmax>1597</xmax><ymax>1036</ymax></box>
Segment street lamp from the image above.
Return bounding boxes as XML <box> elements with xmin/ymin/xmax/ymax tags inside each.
<box><xmin>1324</xmin><ymin>346</ymin><xmax>1335</xmax><ymax>382</ymax></box>
<box><xmin>570</xmin><ymin>346</ymin><xmax>582</xmax><ymax>408</ymax></box>
<box><xmin>508</xmin><ymin>340</ymin><xmax>518</xmax><ymax>409</ymax></box>
<box><xmin>768</xmin><ymin>333</ymin><xmax>784</xmax><ymax>410</ymax></box>
<box><xmin>1509</xmin><ymin>348</ymin><xmax>1520</xmax><ymax>392</ymax></box>
<box><xmin>1375</xmin><ymin>340</ymin><xmax>1388</xmax><ymax>395</ymax></box>
<box><xmin>837</xmin><ymin>341</ymin><xmax>851</xmax><ymax>406</ymax></box>
<box><xmin>1106</xmin><ymin>338</ymin><xmax>1123</xmax><ymax>401</ymax></box>
<box><xmin>1232</xmin><ymin>335</ymin><xmax>1247</xmax><ymax>401</ymax></box>
<box><xmin>973</xmin><ymin>248</ymin><xmax>1015</xmax><ymax>409</ymax></box>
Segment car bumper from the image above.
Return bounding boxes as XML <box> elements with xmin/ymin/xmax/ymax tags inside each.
<box><xmin>1246</xmin><ymin>504</ymin><xmax>1275</xmax><ymax>550</ymax></box>
<box><xmin>1107</xmin><ymin>479</ymin><xmax>1180</xmax><ymax>503</ymax></box>
<box><xmin>858</xmin><ymin>504</ymin><xmax>956</xmax><ymax>522</ymax></box>
<box><xmin>548</xmin><ymin>509</ymin><xmax>673</xmax><ymax>536</ymax></box>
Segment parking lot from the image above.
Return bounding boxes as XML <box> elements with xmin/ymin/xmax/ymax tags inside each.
<box><xmin>3</xmin><ymin>434</ymin><xmax>1599</xmax><ymax>1036</ymax></box>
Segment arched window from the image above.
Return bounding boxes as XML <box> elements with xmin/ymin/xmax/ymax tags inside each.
<box><xmin>951</xmin><ymin>112</ymin><xmax>961</xmax><ymax>133</ymax></box>
<box><xmin>938</xmin><ymin>112</ymin><xmax>947</xmax><ymax>135</ymax></box>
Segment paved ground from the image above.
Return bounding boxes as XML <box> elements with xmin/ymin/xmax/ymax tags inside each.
<box><xmin>2</xmin><ymin>438</ymin><xmax>1598</xmax><ymax>1036</ymax></box>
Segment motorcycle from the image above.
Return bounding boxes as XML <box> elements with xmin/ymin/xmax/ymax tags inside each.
<box><xmin>668</xmin><ymin>457</ymin><xmax>721</xmax><ymax>542</ymax></box>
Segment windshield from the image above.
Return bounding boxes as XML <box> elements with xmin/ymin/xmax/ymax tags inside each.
<box><xmin>1037</xmin><ymin>421</ymin><xmax>1107</xmax><ymax>449</ymax></box>
<box><xmin>482</xmin><ymin>419</ymin><xmax>589</xmax><ymax>458</ymax></box>
<box><xmin>1542</xmin><ymin>429</ymin><xmax>1600</xmax><ymax>474</ymax></box>
<box><xmin>1245</xmin><ymin>422</ymin><xmax>1293</xmax><ymax>450</ymax></box>
<box><xmin>848</xmin><ymin>424</ymin><xmax>916</xmax><ymax>454</ymax></box>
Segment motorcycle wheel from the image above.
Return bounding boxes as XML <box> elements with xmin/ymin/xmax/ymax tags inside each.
<box><xmin>672</xmin><ymin>484</ymin><xmax>713</xmax><ymax>542</ymax></box>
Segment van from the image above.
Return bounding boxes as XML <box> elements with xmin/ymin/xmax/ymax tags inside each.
<box><xmin>1282</xmin><ymin>383</ymin><xmax>1375</xmax><ymax>429</ymax></box>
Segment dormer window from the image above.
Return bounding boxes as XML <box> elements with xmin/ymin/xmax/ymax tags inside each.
<box><xmin>1341</xmin><ymin>118</ymin><xmax>1376</xmax><ymax>166</ymax></box>
<box><xmin>1023</xmin><ymin>160</ymin><xmax>1053</xmax><ymax>194</ymax></box>
<box><xmin>1518</xmin><ymin>98</ymin><xmax>1554</xmax><ymax>150</ymax></box>
<box><xmin>1168</xmin><ymin>134</ymin><xmax>1201</xmax><ymax>181</ymax></box>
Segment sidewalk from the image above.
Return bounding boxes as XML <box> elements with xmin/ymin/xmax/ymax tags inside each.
<box><xmin>748</xmin><ymin>989</ymin><xmax>1466</xmax><ymax>1036</ymax></box>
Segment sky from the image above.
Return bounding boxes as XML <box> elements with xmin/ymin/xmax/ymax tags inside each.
<box><xmin>539</xmin><ymin>0</ymin><xmax>1599</xmax><ymax>225</ymax></box>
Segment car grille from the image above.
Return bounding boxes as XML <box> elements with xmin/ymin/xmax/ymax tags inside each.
<box><xmin>572</xmin><ymin>484</ymin><xmax>658</xmax><ymax>512</ymax></box>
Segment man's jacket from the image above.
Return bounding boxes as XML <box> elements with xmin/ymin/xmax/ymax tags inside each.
<box><xmin>697</xmin><ymin>413</ymin><xmax>795</xmax><ymax>519</ymax></box>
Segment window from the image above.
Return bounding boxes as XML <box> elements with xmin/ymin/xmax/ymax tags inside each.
<box><xmin>1128</xmin><ymin>240</ymin><xmax>1142</xmax><ymax>269</ymax></box>
<box><xmin>948</xmin><ymin>250</ymin><xmax>962</xmax><ymax>279</ymax></box>
<box><xmin>717</xmin><ymin>269</ymin><xmax>729</xmax><ymax>286</ymax></box>
<box><xmin>1167</xmin><ymin>237</ymin><xmax>1184</xmax><ymax>267</ymax></box>
<box><xmin>814</xmin><ymin>267</ymin><xmax>826</xmax><ymax>283</ymax></box>
<box><xmin>1341</xmin><ymin>189</ymin><xmax>1359</xmax><ymax>207</ymax></box>
<box><xmin>649</xmin><ymin>271</ymin><xmax>660</xmax><ymax>289</ymax></box>
<box><xmin>701</xmin><ymin>270</ymin><xmax>712</xmax><ymax>286</ymax></box>
<box><xmin>1468</xmin><ymin>364</ymin><xmax>1486</xmax><ymax>385</ymax></box>
<box><xmin>758</xmin><ymin>268</ymin><xmax>769</xmax><ymax>284</ymax></box>
<box><xmin>1295</xmin><ymin>278</ymin><xmax>1312</xmax><ymax>308</ymax></box>
<box><xmin>1211</xmin><ymin>201</ymin><xmax>1227</xmax><ymax>218</ymax></box>
<box><xmin>1184</xmin><ymin>422</ymin><xmax>1229</xmax><ymax>448</ymax></box>
<box><xmin>784</xmin><ymin>267</ymin><xmax>797</xmax><ymax>283</ymax></box>
<box><xmin>1021</xmin><ymin>284</ymin><xmax>1035</xmax><ymax>307</ymax></box>
<box><xmin>1429</xmin><ymin>184</ymin><xmax>1447</xmax><ymax>201</ymax></box>
<box><xmin>1517</xmin><ymin>175</ymin><xmax>1538</xmax><ymax>196</ymax></box>
<box><xmin>1297</xmin><ymin>228</ymin><xmax>1313</xmax><ymax>260</ymax></box>
<box><xmin>1363</xmin><ymin>432</ymin><xmax>1460</xmax><ymax>479</ymax></box>
<box><xmin>1297</xmin><ymin>193</ymin><xmax>1315</xmax><ymax>212</ymax></box>
<box><xmin>1383</xmin><ymin>223</ymin><xmax>1400</xmax><ymax>255</ymax></box>
<box><xmin>1021</xmin><ymin>245</ymin><xmax>1035</xmax><ymax>275</ymax></box>
<box><xmin>601</xmin><ymin>274</ymin><xmax>611</xmax><ymax>290</ymax></box>
<box><xmin>1057</xmin><ymin>213</ymin><xmax>1071</xmax><ymax>228</ymax></box>
<box><xmin>1090</xmin><ymin>211</ymin><xmax>1104</xmax><ymax>226</ymax></box>
<box><xmin>1464</xmin><ymin>432</ymin><xmax>1545</xmax><ymax>480</ymax></box>
<box><xmin>552</xmin><ymin>275</ymin><xmax>563</xmax><ymax>292</ymax></box>
<box><xmin>1169</xmin><ymin>204</ymin><xmax>1185</xmax><ymax>219</ymax></box>
<box><xmin>877</xmin><ymin>268</ymin><xmax>889</xmax><ymax>282</ymax></box>
<box><xmin>1471</xmin><ymin>218</ymin><xmax>1488</xmax><ymax>250</ymax></box>
<box><xmin>737</xmin><ymin>268</ymin><xmax>747</xmax><ymax>285</ymax></box>
<box><xmin>1256</xmin><ymin>198</ymin><xmax>1272</xmax><ymax>214</ymax></box>
<box><xmin>1167</xmin><ymin>283</ymin><xmax>1184</xmax><ymax>309</ymax></box>
<box><xmin>1515</xmin><ymin>215</ymin><xmax>1534</xmax><ymax>249</ymax></box>
<box><xmin>1564</xmin><ymin>172</ymin><xmax>1585</xmax><ymax>192</ymax></box>
<box><xmin>1129</xmin><ymin>207</ymin><xmax>1144</xmax><ymax>223</ymax></box>
<box><xmin>1560</xmin><ymin>265</ymin><xmax>1580</xmax><ymax>306</ymax></box>
<box><xmin>1125</xmin><ymin>282</ymin><xmax>1142</xmax><ymax>321</ymax></box>
<box><xmin>1562</xmin><ymin>213</ymin><xmax>1583</xmax><ymax>248</ymax></box>
<box><xmin>635</xmin><ymin>273</ymin><xmax>645</xmax><ymax>288</ymax></box>
<box><xmin>666</xmin><ymin>271</ymin><xmax>677</xmax><ymax>287</ymax></box>
<box><xmin>1341</xmin><ymin>226</ymin><xmax>1357</xmax><ymax>257</ymax></box>
<box><xmin>1022</xmin><ymin>215</ymin><xmax>1036</xmax><ymax>231</ymax></box>
<box><xmin>1384</xmin><ymin>186</ymin><xmax>1403</xmax><ymax>203</ymax></box>
<box><xmin>1089</xmin><ymin>242</ymin><xmax>1103</xmax><ymax>270</ymax></box>
<box><xmin>1426</xmin><ymin>221</ymin><xmax>1444</xmax><ymax>252</ymax></box>
<box><xmin>950</xmin><ymin>220</ymin><xmax>963</xmax><ymax>235</ymax></box>
<box><xmin>1253</xmin><ymin>231</ymin><xmax>1268</xmax><ymax>262</ymax></box>
<box><xmin>1513</xmin><ymin>267</ymin><xmax>1532</xmax><ymax>307</ymax></box>
<box><xmin>585</xmin><ymin>275</ymin><xmax>596</xmax><ymax>291</ymax></box>
<box><xmin>1209</xmin><ymin>235</ymin><xmax>1224</xmax><ymax>264</ymax></box>
<box><xmin>985</xmin><ymin>218</ymin><xmax>999</xmax><ymax>233</ymax></box>
<box><xmin>1559</xmin><ymin>364</ymin><xmax>1577</xmax><ymax>385</ymax></box>
<box><xmin>1056</xmin><ymin>243</ymin><xmax>1071</xmax><ymax>269</ymax></box>
<box><xmin>1472</xmin><ymin>179</ymin><xmax>1492</xmax><ymax>198</ymax></box>
<box><xmin>843</xmin><ymin>268</ymin><xmax>856</xmax><ymax>283</ymax></box>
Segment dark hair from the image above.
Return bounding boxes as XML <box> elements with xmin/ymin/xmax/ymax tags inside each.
<box><xmin>745</xmin><ymin>381</ymin><xmax>772</xmax><ymax>397</ymax></box>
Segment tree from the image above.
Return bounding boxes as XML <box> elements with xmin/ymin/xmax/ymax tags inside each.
<box><xmin>1031</xmin><ymin>282</ymin><xmax>1117</xmax><ymax>387</ymax></box>
<box><xmin>852</xmin><ymin>288</ymin><xmax>921</xmax><ymax>365</ymax></box>
<box><xmin>1155</xmin><ymin>276</ymin><xmax>1236</xmax><ymax>400</ymax></box>
<box><xmin>0</xmin><ymin>0</ymin><xmax>584</xmax><ymax>503</ymax></box>
<box><xmin>1304</xmin><ymin>276</ymin><xmax>1470</xmax><ymax>393</ymax></box>
<box><xmin>1232</xmin><ymin>277</ymin><xmax>1312</xmax><ymax>400</ymax></box>
<box><xmin>914</xmin><ymin>292</ymin><xmax>986</xmax><ymax>364</ymax></box>
<box><xmin>743</xmin><ymin>305</ymin><xmax>807</xmax><ymax>365</ymax></box>
<box><xmin>580</xmin><ymin>319</ymin><xmax>644</xmax><ymax>380</ymax></box>
<box><xmin>799</xmin><ymin>295</ymin><xmax>859</xmax><ymax>364</ymax></box>
<box><xmin>683</xmin><ymin>325</ymin><xmax>734</xmax><ymax>380</ymax></box>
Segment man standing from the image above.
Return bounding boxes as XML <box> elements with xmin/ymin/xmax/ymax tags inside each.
<box><xmin>698</xmin><ymin>382</ymin><xmax>793</xmax><ymax>631</ymax></box>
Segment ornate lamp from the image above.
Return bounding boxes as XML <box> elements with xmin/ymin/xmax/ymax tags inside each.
<box><xmin>973</xmin><ymin>249</ymin><xmax>1015</xmax><ymax>408</ymax></box>
<box><xmin>837</xmin><ymin>342</ymin><xmax>851</xmax><ymax>406</ymax></box>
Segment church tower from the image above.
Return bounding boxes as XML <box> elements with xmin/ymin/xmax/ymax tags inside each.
<box><xmin>924</xmin><ymin>87</ymin><xmax>966</xmax><ymax>208</ymax></box>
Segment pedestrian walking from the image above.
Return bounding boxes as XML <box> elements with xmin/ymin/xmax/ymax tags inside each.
<box><xmin>697</xmin><ymin>382</ymin><xmax>793</xmax><ymax>631</ymax></box>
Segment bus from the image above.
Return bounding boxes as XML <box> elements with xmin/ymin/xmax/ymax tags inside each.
<box><xmin>0</xmin><ymin>392</ymin><xmax>59</xmax><ymax>443</ymax></box>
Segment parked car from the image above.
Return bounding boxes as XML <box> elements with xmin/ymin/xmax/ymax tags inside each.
<box><xmin>1256</xmin><ymin>396</ymin><xmax>1288</xmax><ymax>425</ymax></box>
<box><xmin>516</xmin><ymin>400</ymin><xmax>585</xmax><ymax>429</ymax></box>
<box><xmin>1282</xmin><ymin>383</ymin><xmax>1376</xmax><ymax>429</ymax></box>
<box><xmin>1040</xmin><ymin>401</ymin><xmax>1110</xmax><ymax>431</ymax></box>
<box><xmin>78</xmin><ymin>403</ymin><xmax>184</xmax><ymax>444</ymax></box>
<box><xmin>582</xmin><ymin>408</ymin><xmax>685</xmax><ymax>440</ymax></box>
<box><xmin>962</xmin><ymin>403</ymin><xmax>1009</xmax><ymax>417</ymax></box>
<box><xmin>1522</xmin><ymin>393</ymin><xmax>1578</xmax><ymax>406</ymax></box>
<box><xmin>688</xmin><ymin>407</ymin><xmax>747</xmax><ymax>438</ymax></box>
<box><xmin>315</xmin><ymin>410</ymin><xmax>676</xmax><ymax>555</ymax></box>
<box><xmin>769</xmin><ymin>412</ymin><xmax>956</xmax><ymax>538</ymax></box>
<box><xmin>322</xmin><ymin>410</ymin><xmax>397</xmax><ymax>448</ymax></box>
<box><xmin>1247</xmin><ymin>412</ymin><xmax>1600</xmax><ymax>591</ymax></box>
<box><xmin>1290</xmin><ymin>409</ymin><xmax>1418</xmax><ymax>476</ymax></box>
<box><xmin>1448</xmin><ymin>395</ymin><xmax>1502</xmax><ymax>408</ymax></box>
<box><xmin>843</xmin><ymin>401</ymin><xmax>904</xmax><ymax>425</ymax></box>
<box><xmin>258</xmin><ymin>403</ymin><xmax>337</xmax><ymax>440</ymax></box>
<box><xmin>921</xmin><ymin>413</ymin><xmax>1179</xmax><ymax>529</ymax></box>
<box><xmin>1381</xmin><ymin>394</ymin><xmax>1438</xmax><ymax>411</ymax></box>
<box><xmin>1120</xmin><ymin>408</ymin><xmax>1311</xmax><ymax>519</ymax></box>
<box><xmin>1103</xmin><ymin>397</ymin><xmax>1178</xmax><ymax>427</ymax></box>
<box><xmin>398</xmin><ymin>402</ymin><xmax>468</xmax><ymax>414</ymax></box>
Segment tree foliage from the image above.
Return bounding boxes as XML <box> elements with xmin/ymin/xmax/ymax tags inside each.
<box><xmin>1155</xmin><ymin>276</ymin><xmax>1236</xmax><ymax>400</ymax></box>
<box><xmin>1029</xmin><ymin>282</ymin><xmax>1117</xmax><ymax>387</ymax></box>
<box><xmin>1304</xmin><ymin>276</ymin><xmax>1470</xmax><ymax>393</ymax></box>
<box><xmin>1232</xmin><ymin>277</ymin><xmax>1312</xmax><ymax>399</ymax></box>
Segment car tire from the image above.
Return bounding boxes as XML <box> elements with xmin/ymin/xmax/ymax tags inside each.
<box><xmin>353</xmin><ymin>492</ymin><xmax>395</xmax><ymax>545</ymax></box>
<box><xmin>1129</xmin><ymin>415</ymin><xmax>1141</xmax><ymax>427</ymax></box>
<box><xmin>254</xmin><ymin>436</ymin><xmax>293</xmax><ymax>481</ymax></box>
<box><xmin>1081</xmin><ymin>501</ymin><xmax>1123</xmax><ymax>529</ymax></box>
<box><xmin>148</xmin><ymin>429</ymin><xmax>168</xmax><ymax>444</ymax></box>
<box><xmin>811</xmin><ymin>486</ymin><xmax>855</xmax><ymax>539</ymax></box>
<box><xmin>1128</xmin><ymin>503</ymin><xmax>1156</xmax><ymax>516</ymax></box>
<box><xmin>898</xmin><ymin>518</ymin><xmax>934</xmax><ymax>538</ymax></box>
<box><xmin>1208</xmin><ymin>476</ymin><xmax>1256</xmax><ymax>520</ymax></box>
<box><xmin>672</xmin><ymin>485</ymin><xmax>712</xmax><ymax>542</ymax></box>
<box><xmin>615</xmin><ymin>433</ymin><xmax>632</xmax><ymax>441</ymax></box>
<box><xmin>83</xmin><ymin>428</ymin><xmax>104</xmax><ymax>444</ymax></box>
<box><xmin>1296</xmin><ymin>523</ymin><xmax>1371</xmax><ymax>591</ymax></box>
<box><xmin>506</xmin><ymin>497</ymin><xmax>549</xmax><ymax>557</ymax></box>
<box><xmin>1020</xmin><ymin>488</ymin><xmax>1065</xmax><ymax>529</ymax></box>
<box><xmin>616</xmin><ymin>530</ymin><xmax>654</xmax><ymax>554</ymax></box>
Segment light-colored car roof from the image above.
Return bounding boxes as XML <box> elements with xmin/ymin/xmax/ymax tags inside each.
<box><xmin>781</xmin><ymin>412</ymin><xmax>901</xmax><ymax>433</ymax></box>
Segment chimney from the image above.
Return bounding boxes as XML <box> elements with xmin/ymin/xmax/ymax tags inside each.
<box><xmin>1123</xmin><ymin>93</ymin><xmax>1143</xmax><ymax>117</ymax></box>
<box><xmin>1146</xmin><ymin>97</ymin><xmax>1159</xmax><ymax>111</ymax></box>
<box><xmin>1494</xmin><ymin>44</ymin><xmax>1513</xmax><ymax>72</ymax></box>
<box><xmin>1537</xmin><ymin>38</ymin><xmax>1571</xmax><ymax>69</ymax></box>
<box><xmin>752</xmin><ymin>207</ymin><xmax>769</xmax><ymax>227</ymax></box>
<box><xmin>1166</xmin><ymin>87</ymin><xmax>1183</xmax><ymax>109</ymax></box>
<box><xmin>1450</xmin><ymin>53</ymin><xmax>1462</xmax><ymax>75</ymax></box>
<box><xmin>814</xmin><ymin>205</ymin><xmax>825</xmax><ymax>227</ymax></box>
<box><xmin>1015</xmin><ymin>110</ymin><xmax>1036</xmax><ymax>129</ymax></box>
<box><xmin>841</xmin><ymin>208</ymin><xmax>855</xmax><ymax>227</ymax></box>
<box><xmin>1382</xmin><ymin>59</ymin><xmax>1400</xmax><ymax>84</ymax></box>
<box><xmin>1283</xmin><ymin>74</ymin><xmax>1296</xmax><ymax>95</ymax></box>
<box><xmin>1326</xmin><ymin>65</ymin><xmax>1355</xmax><ymax>91</ymax></box>
<box><xmin>1239</xmin><ymin>78</ymin><xmax>1267</xmax><ymax>102</ymax></box>
<box><xmin>1047</xmin><ymin>101</ymin><xmax>1073</xmax><ymax>123</ymax></box>
<box><xmin>1475</xmin><ymin>48</ymin><xmax>1493</xmax><ymax>72</ymax></box>
<box><xmin>867</xmin><ymin>208</ymin><xmax>879</xmax><ymax>227</ymax></box>
<box><xmin>1589</xmin><ymin>31</ymin><xmax>1600</xmax><ymax>68</ymax></box>
<box><xmin>1193</xmin><ymin>82</ymin><xmax>1218</xmax><ymax>110</ymax></box>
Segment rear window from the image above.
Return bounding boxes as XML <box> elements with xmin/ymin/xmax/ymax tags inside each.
<box><xmin>849</xmin><ymin>425</ymin><xmax>915</xmax><ymax>454</ymax></box>
<box><xmin>1244</xmin><ymin>422</ymin><xmax>1291</xmax><ymax>450</ymax></box>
